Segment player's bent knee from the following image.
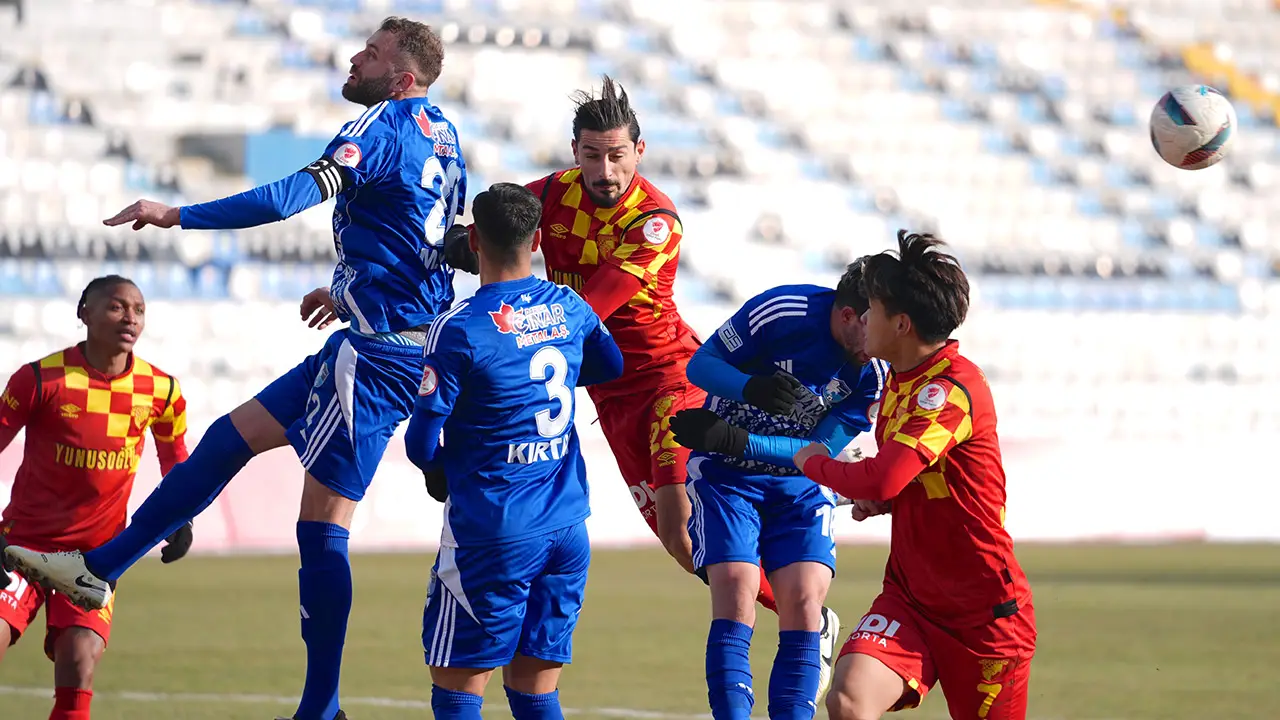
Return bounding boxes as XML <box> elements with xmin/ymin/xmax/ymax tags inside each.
<box><xmin>298</xmin><ymin>473</ymin><xmax>358</xmax><ymax>527</ymax></box>
<box><xmin>229</xmin><ymin>399</ymin><xmax>289</xmax><ymax>455</ymax></box>
<box><xmin>503</xmin><ymin>653</ymin><xmax>563</xmax><ymax>695</ymax></box>
<box><xmin>769</xmin><ymin>562</ymin><xmax>832</xmax><ymax>631</ymax></box>
<box><xmin>431</xmin><ymin>666</ymin><xmax>494</xmax><ymax>696</ymax></box>
<box><xmin>826</xmin><ymin>653</ymin><xmax>910</xmax><ymax>720</ymax></box>
<box><xmin>826</xmin><ymin>686</ymin><xmax>884</xmax><ymax>720</ymax></box>
<box><xmin>706</xmin><ymin>562</ymin><xmax>760</xmax><ymax>624</ymax></box>
<box><xmin>52</xmin><ymin>628</ymin><xmax>105</xmax><ymax>688</ymax></box>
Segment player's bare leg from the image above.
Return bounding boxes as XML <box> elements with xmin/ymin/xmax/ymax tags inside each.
<box><xmin>655</xmin><ymin>485</ymin><xmax>695</xmax><ymax>573</ymax></box>
<box><xmin>51</xmin><ymin>627</ymin><xmax>105</xmax><ymax>720</ymax></box>
<box><xmin>0</xmin><ymin>622</ymin><xmax>11</xmax><ymax>662</ymax></box>
<box><xmin>288</xmin><ymin>473</ymin><xmax>359</xmax><ymax>720</ymax></box>
<box><xmin>500</xmin><ymin>654</ymin><xmax>568</xmax><ymax>719</ymax></box>
<box><xmin>703</xmin><ymin>561</ymin><xmax>760</xmax><ymax>720</ymax></box>
<box><xmin>765</xmin><ymin>561</ymin><xmax>838</xmax><ymax>714</ymax></box>
<box><xmin>229</xmin><ymin>398</ymin><xmax>290</xmax><ymax>453</ymax></box>
<box><xmin>825</xmin><ymin>653</ymin><xmax>911</xmax><ymax>720</ymax></box>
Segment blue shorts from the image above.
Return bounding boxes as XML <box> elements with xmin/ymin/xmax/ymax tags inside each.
<box><xmin>422</xmin><ymin>522</ymin><xmax>590</xmax><ymax>669</ymax></box>
<box><xmin>255</xmin><ymin>329</ymin><xmax>423</xmax><ymax>502</ymax></box>
<box><xmin>685</xmin><ymin>456</ymin><xmax>837</xmax><ymax>575</ymax></box>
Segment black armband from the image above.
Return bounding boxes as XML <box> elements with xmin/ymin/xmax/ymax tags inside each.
<box><xmin>302</xmin><ymin>157</ymin><xmax>350</xmax><ymax>202</ymax></box>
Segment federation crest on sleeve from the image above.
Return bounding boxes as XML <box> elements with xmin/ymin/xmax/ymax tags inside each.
<box><xmin>419</xmin><ymin>365</ymin><xmax>438</xmax><ymax>396</ymax></box>
<box><xmin>642</xmin><ymin>216</ymin><xmax>671</xmax><ymax>245</ymax></box>
<box><xmin>333</xmin><ymin>142</ymin><xmax>362</xmax><ymax>168</ymax></box>
<box><xmin>916</xmin><ymin>382</ymin><xmax>947</xmax><ymax>411</ymax></box>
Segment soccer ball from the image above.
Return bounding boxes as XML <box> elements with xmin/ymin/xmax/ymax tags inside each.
<box><xmin>1149</xmin><ymin>85</ymin><xmax>1237</xmax><ymax>170</ymax></box>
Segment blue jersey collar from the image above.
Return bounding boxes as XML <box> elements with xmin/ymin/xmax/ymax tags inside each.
<box><xmin>475</xmin><ymin>275</ymin><xmax>541</xmax><ymax>295</ymax></box>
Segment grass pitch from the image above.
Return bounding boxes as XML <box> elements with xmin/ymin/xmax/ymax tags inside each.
<box><xmin>2</xmin><ymin>543</ymin><xmax>1278</xmax><ymax>719</ymax></box>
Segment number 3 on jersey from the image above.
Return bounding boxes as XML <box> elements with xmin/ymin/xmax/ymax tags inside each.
<box><xmin>530</xmin><ymin>346</ymin><xmax>572</xmax><ymax>438</ymax></box>
<box><xmin>420</xmin><ymin>156</ymin><xmax>463</xmax><ymax>270</ymax></box>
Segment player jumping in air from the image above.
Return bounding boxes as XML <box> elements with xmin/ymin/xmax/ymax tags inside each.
<box><xmin>443</xmin><ymin>76</ymin><xmax>825</xmax><ymax>649</ymax></box>
<box><xmin>793</xmin><ymin>232</ymin><xmax>1036</xmax><ymax>720</ymax></box>
<box><xmin>404</xmin><ymin>183</ymin><xmax>623</xmax><ymax>719</ymax></box>
<box><xmin>0</xmin><ymin>276</ymin><xmax>191</xmax><ymax>720</ymax></box>
<box><xmin>6</xmin><ymin>17</ymin><xmax>465</xmax><ymax>720</ymax></box>
<box><xmin>668</xmin><ymin>261</ymin><xmax>888</xmax><ymax>720</ymax></box>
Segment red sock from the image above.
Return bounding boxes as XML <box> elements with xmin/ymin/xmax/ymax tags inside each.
<box><xmin>756</xmin><ymin>565</ymin><xmax>778</xmax><ymax>614</ymax></box>
<box><xmin>50</xmin><ymin>687</ymin><xmax>92</xmax><ymax>720</ymax></box>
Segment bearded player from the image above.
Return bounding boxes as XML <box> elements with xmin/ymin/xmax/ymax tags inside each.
<box><xmin>440</xmin><ymin>77</ymin><xmax>844</xmax><ymax>637</ymax></box>
<box><xmin>0</xmin><ymin>275</ymin><xmax>191</xmax><ymax>720</ymax></box>
<box><xmin>793</xmin><ymin>232</ymin><xmax>1036</xmax><ymax>720</ymax></box>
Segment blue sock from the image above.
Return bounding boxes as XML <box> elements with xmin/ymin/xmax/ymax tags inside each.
<box><xmin>85</xmin><ymin>414</ymin><xmax>253</xmax><ymax>581</ymax></box>
<box><xmin>505</xmin><ymin>686</ymin><xmax>564</xmax><ymax>720</ymax></box>
<box><xmin>768</xmin><ymin>630</ymin><xmax>822</xmax><ymax>720</ymax></box>
<box><xmin>706</xmin><ymin>619</ymin><xmax>755</xmax><ymax>720</ymax></box>
<box><xmin>293</xmin><ymin>521</ymin><xmax>352</xmax><ymax>720</ymax></box>
<box><xmin>432</xmin><ymin>685</ymin><xmax>484</xmax><ymax>720</ymax></box>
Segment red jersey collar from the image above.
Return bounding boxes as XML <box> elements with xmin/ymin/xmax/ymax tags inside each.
<box><xmin>70</xmin><ymin>343</ymin><xmax>135</xmax><ymax>382</ymax></box>
<box><xmin>890</xmin><ymin>339</ymin><xmax>959</xmax><ymax>384</ymax></box>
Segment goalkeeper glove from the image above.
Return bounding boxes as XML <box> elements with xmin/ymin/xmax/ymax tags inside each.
<box><xmin>424</xmin><ymin>465</ymin><xmax>449</xmax><ymax>503</ymax></box>
<box><xmin>443</xmin><ymin>224</ymin><xmax>479</xmax><ymax>275</ymax></box>
<box><xmin>160</xmin><ymin>522</ymin><xmax>194</xmax><ymax>564</ymax></box>
<box><xmin>669</xmin><ymin>408</ymin><xmax>748</xmax><ymax>457</ymax></box>
<box><xmin>742</xmin><ymin>372</ymin><xmax>806</xmax><ymax>416</ymax></box>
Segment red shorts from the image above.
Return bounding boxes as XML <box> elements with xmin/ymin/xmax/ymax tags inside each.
<box><xmin>1</xmin><ymin>567</ymin><xmax>115</xmax><ymax>660</ymax></box>
<box><xmin>839</xmin><ymin>586</ymin><xmax>1036</xmax><ymax>719</ymax></box>
<box><xmin>593</xmin><ymin>381</ymin><xmax>707</xmax><ymax>535</ymax></box>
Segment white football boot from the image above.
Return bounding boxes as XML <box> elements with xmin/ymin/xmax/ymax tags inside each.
<box><xmin>3</xmin><ymin>546</ymin><xmax>112</xmax><ymax>610</ymax></box>
<box><xmin>816</xmin><ymin>605</ymin><xmax>841</xmax><ymax>703</ymax></box>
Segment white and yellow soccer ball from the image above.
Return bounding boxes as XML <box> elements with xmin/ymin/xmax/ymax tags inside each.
<box><xmin>1149</xmin><ymin>84</ymin><xmax>1237</xmax><ymax>170</ymax></box>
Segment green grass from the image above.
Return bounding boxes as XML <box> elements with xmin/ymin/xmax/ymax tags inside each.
<box><xmin>3</xmin><ymin>544</ymin><xmax>1279</xmax><ymax>719</ymax></box>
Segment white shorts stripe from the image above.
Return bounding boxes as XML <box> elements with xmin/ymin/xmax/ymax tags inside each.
<box><xmin>299</xmin><ymin>396</ymin><xmax>342</xmax><ymax>469</ymax></box>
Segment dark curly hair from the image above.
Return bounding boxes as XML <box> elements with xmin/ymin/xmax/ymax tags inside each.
<box><xmin>861</xmin><ymin>231</ymin><xmax>969</xmax><ymax>343</ymax></box>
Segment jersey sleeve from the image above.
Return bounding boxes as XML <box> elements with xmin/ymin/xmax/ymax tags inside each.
<box><xmin>827</xmin><ymin>358</ymin><xmax>890</xmax><ymax>435</ymax></box>
<box><xmin>0</xmin><ymin>364</ymin><xmax>39</xmax><ymax>451</ymax></box>
<box><xmin>707</xmin><ymin>288</ymin><xmax>810</xmax><ymax>367</ymax></box>
<box><xmin>150</xmin><ymin>376</ymin><xmax>190</xmax><ymax>475</ymax></box>
<box><xmin>605</xmin><ymin>210</ymin><xmax>683</xmax><ymax>284</ymax></box>
<box><xmin>317</xmin><ymin>101</ymin><xmax>396</xmax><ymax>192</ymax></box>
<box><xmin>886</xmin><ymin>378</ymin><xmax>973</xmax><ymax>465</ymax></box>
<box><xmin>405</xmin><ymin>320</ymin><xmax>471</xmax><ymax>470</ymax></box>
<box><xmin>577</xmin><ymin>312</ymin><xmax>624</xmax><ymax>387</ymax></box>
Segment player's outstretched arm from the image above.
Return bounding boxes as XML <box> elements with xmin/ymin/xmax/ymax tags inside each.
<box><xmin>104</xmin><ymin>162</ymin><xmax>334</xmax><ymax>232</ymax></box>
<box><xmin>670</xmin><ymin>408</ymin><xmax>860</xmax><ymax>468</ymax></box>
<box><xmin>579</xmin><ymin>263</ymin><xmax>643</xmax><ymax>321</ymax></box>
<box><xmin>576</xmin><ymin>317</ymin><xmax>623</xmax><ymax>387</ymax></box>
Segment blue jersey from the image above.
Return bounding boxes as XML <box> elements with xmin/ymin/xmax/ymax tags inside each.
<box><xmin>703</xmin><ymin>285</ymin><xmax>888</xmax><ymax>477</ymax></box>
<box><xmin>407</xmin><ymin>275</ymin><xmax>622</xmax><ymax>546</ymax></box>
<box><xmin>318</xmin><ymin>98</ymin><xmax>467</xmax><ymax>335</ymax></box>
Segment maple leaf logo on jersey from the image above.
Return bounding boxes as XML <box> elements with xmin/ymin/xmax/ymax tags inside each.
<box><xmin>489</xmin><ymin>302</ymin><xmax>517</xmax><ymax>334</ymax></box>
<box><xmin>415</xmin><ymin>106</ymin><xmax>432</xmax><ymax>137</ymax></box>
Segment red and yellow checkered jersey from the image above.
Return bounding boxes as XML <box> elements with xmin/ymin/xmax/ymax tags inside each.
<box><xmin>527</xmin><ymin>169</ymin><xmax>700</xmax><ymax>399</ymax></box>
<box><xmin>0</xmin><ymin>344</ymin><xmax>189</xmax><ymax>551</ymax></box>
<box><xmin>873</xmin><ymin>341</ymin><xmax>1031</xmax><ymax>630</ymax></box>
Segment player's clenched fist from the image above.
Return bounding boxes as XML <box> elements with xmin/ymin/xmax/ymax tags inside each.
<box><xmin>850</xmin><ymin>499</ymin><xmax>891</xmax><ymax>522</ymax></box>
<box><xmin>669</xmin><ymin>408</ymin><xmax>747</xmax><ymax>456</ymax></box>
<box><xmin>103</xmin><ymin>199</ymin><xmax>181</xmax><ymax>231</ymax></box>
<box><xmin>742</xmin><ymin>372</ymin><xmax>806</xmax><ymax>415</ymax></box>
<box><xmin>443</xmin><ymin>223</ymin><xmax>479</xmax><ymax>274</ymax></box>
